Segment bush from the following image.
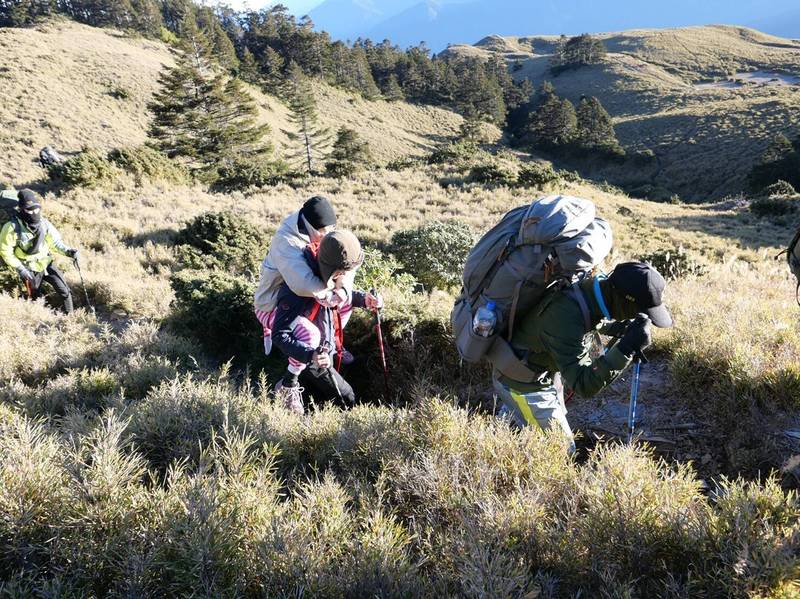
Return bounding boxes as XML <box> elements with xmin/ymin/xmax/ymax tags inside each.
<box><xmin>169</xmin><ymin>269</ymin><xmax>260</xmax><ymax>362</ymax></box>
<box><xmin>750</xmin><ymin>196</ymin><xmax>799</xmax><ymax>217</ymax></box>
<box><xmin>106</xmin><ymin>86</ymin><xmax>131</xmax><ymax>100</ymax></box>
<box><xmin>467</xmin><ymin>163</ymin><xmax>517</xmax><ymax>186</ymax></box>
<box><xmin>427</xmin><ymin>140</ymin><xmax>479</xmax><ymax>166</ymax></box>
<box><xmin>325</xmin><ymin>127</ymin><xmax>372</xmax><ymax>178</ymax></box>
<box><xmin>517</xmin><ymin>162</ymin><xmax>560</xmax><ymax>187</ymax></box>
<box><xmin>215</xmin><ymin>156</ymin><xmax>289</xmax><ymax>190</ymax></box>
<box><xmin>47</xmin><ymin>150</ymin><xmax>119</xmax><ymax>188</ymax></box>
<box><xmin>640</xmin><ymin>246</ymin><xmax>708</xmax><ymax>280</ymax></box>
<box><xmin>107</xmin><ymin>146</ymin><xmax>189</xmax><ymax>185</ymax></box>
<box><xmin>389</xmin><ymin>221</ymin><xmax>474</xmax><ymax>290</ymax></box>
<box><xmin>174</xmin><ymin>211</ymin><xmax>269</xmax><ymax>277</ymax></box>
<box><xmin>762</xmin><ymin>179</ymin><xmax>796</xmax><ymax>197</ymax></box>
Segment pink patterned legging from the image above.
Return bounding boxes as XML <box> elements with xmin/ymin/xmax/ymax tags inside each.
<box><xmin>255</xmin><ymin>302</ymin><xmax>354</xmax><ymax>374</ymax></box>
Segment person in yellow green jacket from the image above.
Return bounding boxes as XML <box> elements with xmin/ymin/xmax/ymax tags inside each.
<box><xmin>0</xmin><ymin>189</ymin><xmax>78</xmax><ymax>313</ymax></box>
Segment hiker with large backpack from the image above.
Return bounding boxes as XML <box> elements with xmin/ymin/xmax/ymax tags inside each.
<box><xmin>254</xmin><ymin>196</ymin><xmax>357</xmax><ymax>362</ymax></box>
<box><xmin>451</xmin><ymin>195</ymin><xmax>673</xmax><ymax>449</ymax></box>
<box><xmin>269</xmin><ymin>230</ymin><xmax>383</xmax><ymax>414</ymax></box>
<box><xmin>0</xmin><ymin>189</ymin><xmax>78</xmax><ymax>313</ymax></box>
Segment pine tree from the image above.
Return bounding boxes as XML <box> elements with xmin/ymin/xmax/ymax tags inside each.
<box><xmin>238</xmin><ymin>47</ymin><xmax>260</xmax><ymax>84</ymax></box>
<box><xmin>325</xmin><ymin>127</ymin><xmax>372</xmax><ymax>177</ymax></box>
<box><xmin>148</xmin><ymin>19</ymin><xmax>273</xmax><ymax>177</ymax></box>
<box><xmin>551</xmin><ymin>33</ymin><xmax>606</xmax><ymax>74</ymax></box>
<box><xmin>282</xmin><ymin>61</ymin><xmax>332</xmax><ymax>175</ymax></box>
<box><xmin>575</xmin><ymin>95</ymin><xmax>624</xmax><ymax>155</ymax></box>
<box><xmin>526</xmin><ymin>91</ymin><xmax>577</xmax><ymax>147</ymax></box>
<box><xmin>382</xmin><ymin>73</ymin><xmax>404</xmax><ymax>102</ymax></box>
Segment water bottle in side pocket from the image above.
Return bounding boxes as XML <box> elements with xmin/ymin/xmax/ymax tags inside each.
<box><xmin>472</xmin><ymin>301</ymin><xmax>497</xmax><ymax>337</ymax></box>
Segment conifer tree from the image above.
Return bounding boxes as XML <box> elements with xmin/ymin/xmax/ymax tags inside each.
<box><xmin>575</xmin><ymin>95</ymin><xmax>624</xmax><ymax>155</ymax></box>
<box><xmin>325</xmin><ymin>127</ymin><xmax>372</xmax><ymax>177</ymax></box>
<box><xmin>551</xmin><ymin>33</ymin><xmax>606</xmax><ymax>74</ymax></box>
<box><xmin>382</xmin><ymin>73</ymin><xmax>404</xmax><ymax>102</ymax></box>
<box><xmin>526</xmin><ymin>90</ymin><xmax>577</xmax><ymax>147</ymax></box>
<box><xmin>148</xmin><ymin>18</ymin><xmax>273</xmax><ymax>177</ymax></box>
<box><xmin>282</xmin><ymin>61</ymin><xmax>332</xmax><ymax>175</ymax></box>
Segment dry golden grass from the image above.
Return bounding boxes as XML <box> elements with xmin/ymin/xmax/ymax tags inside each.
<box><xmin>447</xmin><ymin>25</ymin><xmax>800</xmax><ymax>201</ymax></box>
<box><xmin>0</xmin><ymin>19</ymin><xmax>474</xmax><ymax>186</ymax></box>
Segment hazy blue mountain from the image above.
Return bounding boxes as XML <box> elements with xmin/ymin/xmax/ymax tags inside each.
<box><xmin>309</xmin><ymin>0</ymin><xmax>800</xmax><ymax>50</ymax></box>
<box><xmin>308</xmin><ymin>0</ymin><xmax>420</xmax><ymax>41</ymax></box>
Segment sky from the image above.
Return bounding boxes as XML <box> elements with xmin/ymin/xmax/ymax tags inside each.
<box><xmin>208</xmin><ymin>0</ymin><xmax>321</xmax><ymax>15</ymax></box>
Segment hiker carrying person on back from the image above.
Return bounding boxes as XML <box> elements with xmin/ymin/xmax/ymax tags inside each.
<box><xmin>270</xmin><ymin>229</ymin><xmax>383</xmax><ymax>414</ymax></box>
<box><xmin>254</xmin><ymin>196</ymin><xmax>356</xmax><ymax>363</ymax></box>
<box><xmin>493</xmin><ymin>261</ymin><xmax>673</xmax><ymax>451</ymax></box>
<box><xmin>0</xmin><ymin>189</ymin><xmax>78</xmax><ymax>313</ymax></box>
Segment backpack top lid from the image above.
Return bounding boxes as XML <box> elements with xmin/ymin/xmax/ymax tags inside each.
<box><xmin>518</xmin><ymin>194</ymin><xmax>596</xmax><ymax>246</ymax></box>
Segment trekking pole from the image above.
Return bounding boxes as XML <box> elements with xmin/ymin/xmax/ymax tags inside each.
<box><xmin>73</xmin><ymin>257</ymin><xmax>95</xmax><ymax>316</ymax></box>
<box><xmin>626</xmin><ymin>351</ymin><xmax>648</xmax><ymax>444</ymax></box>
<box><xmin>371</xmin><ymin>288</ymin><xmax>391</xmax><ymax>402</ymax></box>
<box><xmin>24</xmin><ymin>280</ymin><xmax>33</xmax><ymax>300</ymax></box>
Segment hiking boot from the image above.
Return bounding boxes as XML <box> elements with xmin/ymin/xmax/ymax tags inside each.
<box><xmin>340</xmin><ymin>348</ymin><xmax>355</xmax><ymax>365</ymax></box>
<box><xmin>275</xmin><ymin>381</ymin><xmax>304</xmax><ymax>415</ymax></box>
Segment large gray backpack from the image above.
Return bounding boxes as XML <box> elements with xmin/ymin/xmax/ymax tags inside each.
<box><xmin>451</xmin><ymin>194</ymin><xmax>613</xmax><ymax>382</ymax></box>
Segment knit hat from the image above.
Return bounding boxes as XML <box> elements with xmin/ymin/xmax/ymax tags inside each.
<box><xmin>300</xmin><ymin>196</ymin><xmax>337</xmax><ymax>230</ymax></box>
<box><xmin>607</xmin><ymin>262</ymin><xmax>673</xmax><ymax>328</ymax></box>
<box><xmin>318</xmin><ymin>230</ymin><xmax>364</xmax><ymax>285</ymax></box>
<box><xmin>17</xmin><ymin>189</ymin><xmax>42</xmax><ymax>225</ymax></box>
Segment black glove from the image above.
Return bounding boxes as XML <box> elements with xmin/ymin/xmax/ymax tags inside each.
<box><xmin>617</xmin><ymin>315</ymin><xmax>652</xmax><ymax>357</ymax></box>
<box><xmin>17</xmin><ymin>267</ymin><xmax>34</xmax><ymax>283</ymax></box>
<box><xmin>66</xmin><ymin>248</ymin><xmax>78</xmax><ymax>259</ymax></box>
<box><xmin>600</xmin><ymin>319</ymin><xmax>635</xmax><ymax>339</ymax></box>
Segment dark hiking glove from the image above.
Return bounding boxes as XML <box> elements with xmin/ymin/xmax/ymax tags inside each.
<box><xmin>617</xmin><ymin>315</ymin><xmax>652</xmax><ymax>357</ymax></box>
<box><xmin>600</xmin><ymin>319</ymin><xmax>635</xmax><ymax>339</ymax></box>
<box><xmin>66</xmin><ymin>248</ymin><xmax>78</xmax><ymax>259</ymax></box>
<box><xmin>17</xmin><ymin>267</ymin><xmax>34</xmax><ymax>283</ymax></box>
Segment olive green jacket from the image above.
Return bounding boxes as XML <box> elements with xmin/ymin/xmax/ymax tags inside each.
<box><xmin>496</xmin><ymin>278</ymin><xmax>634</xmax><ymax>396</ymax></box>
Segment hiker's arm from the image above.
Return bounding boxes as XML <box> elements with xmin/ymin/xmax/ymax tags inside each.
<box><xmin>272</xmin><ymin>237</ymin><xmax>328</xmax><ymax>299</ymax></box>
<box><xmin>0</xmin><ymin>223</ymin><xmax>23</xmax><ymax>270</ymax></box>
<box><xmin>542</xmin><ymin>325</ymin><xmax>631</xmax><ymax>398</ymax></box>
<box><xmin>45</xmin><ymin>223</ymin><xmax>71</xmax><ymax>257</ymax></box>
<box><xmin>271</xmin><ymin>301</ymin><xmax>317</xmax><ymax>364</ymax></box>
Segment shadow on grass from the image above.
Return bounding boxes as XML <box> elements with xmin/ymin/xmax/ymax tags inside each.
<box><xmin>653</xmin><ymin>209</ymin><xmax>798</xmax><ymax>251</ymax></box>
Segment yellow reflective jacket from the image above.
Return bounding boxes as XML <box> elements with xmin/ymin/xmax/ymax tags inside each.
<box><xmin>0</xmin><ymin>217</ymin><xmax>71</xmax><ymax>273</ymax></box>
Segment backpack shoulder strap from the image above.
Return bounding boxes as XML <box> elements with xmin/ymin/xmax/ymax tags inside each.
<box><xmin>567</xmin><ymin>282</ymin><xmax>592</xmax><ymax>331</ymax></box>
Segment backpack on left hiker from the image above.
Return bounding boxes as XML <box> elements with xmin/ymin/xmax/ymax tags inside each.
<box><xmin>0</xmin><ymin>189</ymin><xmax>22</xmax><ymax>233</ymax></box>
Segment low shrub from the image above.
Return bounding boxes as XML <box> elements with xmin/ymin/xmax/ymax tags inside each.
<box><xmin>174</xmin><ymin>211</ymin><xmax>269</xmax><ymax>277</ymax></box>
<box><xmin>640</xmin><ymin>246</ymin><xmax>708</xmax><ymax>280</ymax></box>
<box><xmin>467</xmin><ymin>163</ymin><xmax>517</xmax><ymax>186</ymax></box>
<box><xmin>427</xmin><ymin>140</ymin><xmax>479</xmax><ymax>166</ymax></box>
<box><xmin>215</xmin><ymin>156</ymin><xmax>290</xmax><ymax>190</ymax></box>
<box><xmin>107</xmin><ymin>146</ymin><xmax>189</xmax><ymax>185</ymax></box>
<box><xmin>169</xmin><ymin>269</ymin><xmax>260</xmax><ymax>363</ymax></box>
<box><xmin>517</xmin><ymin>162</ymin><xmax>560</xmax><ymax>187</ymax></box>
<box><xmin>750</xmin><ymin>195</ymin><xmax>798</xmax><ymax>217</ymax></box>
<box><xmin>106</xmin><ymin>86</ymin><xmax>131</xmax><ymax>100</ymax></box>
<box><xmin>389</xmin><ymin>221</ymin><xmax>475</xmax><ymax>290</ymax></box>
<box><xmin>762</xmin><ymin>179</ymin><xmax>796</xmax><ymax>197</ymax></box>
<box><xmin>47</xmin><ymin>149</ymin><xmax>119</xmax><ymax>188</ymax></box>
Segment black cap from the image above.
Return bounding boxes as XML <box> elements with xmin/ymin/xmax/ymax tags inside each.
<box><xmin>300</xmin><ymin>196</ymin><xmax>336</xmax><ymax>230</ymax></box>
<box><xmin>608</xmin><ymin>262</ymin><xmax>673</xmax><ymax>328</ymax></box>
<box><xmin>17</xmin><ymin>189</ymin><xmax>40</xmax><ymax>210</ymax></box>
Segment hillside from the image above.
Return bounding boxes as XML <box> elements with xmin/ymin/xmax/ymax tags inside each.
<box><xmin>0</xmin><ymin>19</ymin><xmax>467</xmax><ymax>186</ymax></box>
<box><xmin>0</xmin><ymin>18</ymin><xmax>799</xmax><ymax>596</ymax></box>
<box><xmin>446</xmin><ymin>25</ymin><xmax>800</xmax><ymax>200</ymax></box>
<box><xmin>309</xmin><ymin>0</ymin><xmax>800</xmax><ymax>51</ymax></box>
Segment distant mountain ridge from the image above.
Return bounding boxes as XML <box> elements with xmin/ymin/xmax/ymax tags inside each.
<box><xmin>309</xmin><ymin>0</ymin><xmax>800</xmax><ymax>49</ymax></box>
